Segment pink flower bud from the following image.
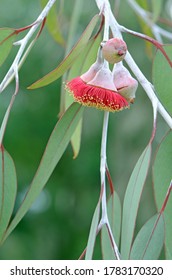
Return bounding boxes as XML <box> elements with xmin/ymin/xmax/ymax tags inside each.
<box><xmin>113</xmin><ymin>63</ymin><xmax>138</xmax><ymax>103</ymax></box>
<box><xmin>102</xmin><ymin>38</ymin><xmax>127</xmax><ymax>64</ymax></box>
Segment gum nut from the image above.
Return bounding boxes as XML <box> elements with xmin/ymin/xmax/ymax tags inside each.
<box><xmin>102</xmin><ymin>38</ymin><xmax>127</xmax><ymax>64</ymax></box>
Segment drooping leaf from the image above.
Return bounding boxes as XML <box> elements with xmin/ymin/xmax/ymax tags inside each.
<box><xmin>28</xmin><ymin>14</ymin><xmax>100</xmax><ymax>89</ymax></box>
<box><xmin>1</xmin><ymin>103</ymin><xmax>84</xmax><ymax>243</ymax></box>
<box><xmin>152</xmin><ymin>45</ymin><xmax>172</xmax><ymax>116</ymax></box>
<box><xmin>121</xmin><ymin>144</ymin><xmax>151</xmax><ymax>259</ymax></box>
<box><xmin>101</xmin><ymin>191</ymin><xmax>121</xmax><ymax>260</ymax></box>
<box><xmin>40</xmin><ymin>0</ymin><xmax>65</xmax><ymax>46</ymax></box>
<box><xmin>85</xmin><ymin>200</ymin><xmax>100</xmax><ymax>260</ymax></box>
<box><xmin>153</xmin><ymin>131</ymin><xmax>172</xmax><ymax>259</ymax></box>
<box><xmin>130</xmin><ymin>213</ymin><xmax>165</xmax><ymax>260</ymax></box>
<box><xmin>65</xmin><ymin>35</ymin><xmax>101</xmax><ymax>158</ymax></box>
<box><xmin>0</xmin><ymin>28</ymin><xmax>16</xmax><ymax>67</ymax></box>
<box><xmin>151</xmin><ymin>0</ymin><xmax>163</xmax><ymax>22</ymax></box>
<box><xmin>59</xmin><ymin>0</ymin><xmax>84</xmax><ymax>115</ymax></box>
<box><xmin>0</xmin><ymin>147</ymin><xmax>17</xmax><ymax>243</ymax></box>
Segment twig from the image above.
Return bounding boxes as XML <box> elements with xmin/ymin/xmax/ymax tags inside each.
<box><xmin>95</xmin><ymin>0</ymin><xmax>172</xmax><ymax>129</ymax></box>
<box><xmin>95</xmin><ymin>0</ymin><xmax>172</xmax><ymax>260</ymax></box>
<box><xmin>0</xmin><ymin>66</ymin><xmax>19</xmax><ymax>146</ymax></box>
<box><xmin>98</xmin><ymin>112</ymin><xmax>120</xmax><ymax>260</ymax></box>
<box><xmin>96</xmin><ymin>0</ymin><xmax>121</xmax><ymax>260</ymax></box>
<box><xmin>0</xmin><ymin>0</ymin><xmax>57</xmax><ymax>94</ymax></box>
<box><xmin>0</xmin><ymin>0</ymin><xmax>57</xmax><ymax>145</ymax></box>
<box><xmin>126</xmin><ymin>0</ymin><xmax>172</xmax><ymax>41</ymax></box>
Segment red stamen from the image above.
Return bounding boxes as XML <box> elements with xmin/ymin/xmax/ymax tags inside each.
<box><xmin>66</xmin><ymin>77</ymin><xmax>129</xmax><ymax>112</ymax></box>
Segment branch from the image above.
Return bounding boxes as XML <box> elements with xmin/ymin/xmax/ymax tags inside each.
<box><xmin>95</xmin><ymin>0</ymin><xmax>172</xmax><ymax>129</ymax></box>
<box><xmin>98</xmin><ymin>112</ymin><xmax>120</xmax><ymax>260</ymax></box>
<box><xmin>126</xmin><ymin>0</ymin><xmax>172</xmax><ymax>41</ymax></box>
<box><xmin>0</xmin><ymin>0</ymin><xmax>57</xmax><ymax>146</ymax></box>
<box><xmin>0</xmin><ymin>0</ymin><xmax>57</xmax><ymax>94</ymax></box>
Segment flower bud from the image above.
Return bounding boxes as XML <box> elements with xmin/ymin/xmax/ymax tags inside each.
<box><xmin>102</xmin><ymin>38</ymin><xmax>127</xmax><ymax>64</ymax></box>
<box><xmin>113</xmin><ymin>63</ymin><xmax>138</xmax><ymax>103</ymax></box>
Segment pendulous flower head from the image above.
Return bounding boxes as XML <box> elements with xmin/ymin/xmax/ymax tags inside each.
<box><xmin>66</xmin><ymin>64</ymin><xmax>129</xmax><ymax>112</ymax></box>
<box><xmin>65</xmin><ymin>39</ymin><xmax>137</xmax><ymax>112</ymax></box>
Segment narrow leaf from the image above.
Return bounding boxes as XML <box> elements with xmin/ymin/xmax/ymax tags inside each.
<box><xmin>0</xmin><ymin>147</ymin><xmax>17</xmax><ymax>243</ymax></box>
<box><xmin>153</xmin><ymin>131</ymin><xmax>172</xmax><ymax>259</ymax></box>
<box><xmin>59</xmin><ymin>0</ymin><xmax>84</xmax><ymax>115</ymax></box>
<box><xmin>1</xmin><ymin>103</ymin><xmax>84</xmax><ymax>243</ymax></box>
<box><xmin>121</xmin><ymin>144</ymin><xmax>151</xmax><ymax>259</ymax></box>
<box><xmin>151</xmin><ymin>0</ymin><xmax>163</xmax><ymax>22</ymax></box>
<box><xmin>85</xmin><ymin>200</ymin><xmax>100</xmax><ymax>260</ymax></box>
<box><xmin>130</xmin><ymin>214</ymin><xmax>165</xmax><ymax>260</ymax></box>
<box><xmin>152</xmin><ymin>45</ymin><xmax>172</xmax><ymax>116</ymax></box>
<box><xmin>101</xmin><ymin>191</ymin><xmax>121</xmax><ymax>260</ymax></box>
<box><xmin>0</xmin><ymin>28</ymin><xmax>16</xmax><ymax>67</ymax></box>
<box><xmin>40</xmin><ymin>0</ymin><xmax>65</xmax><ymax>46</ymax></box>
<box><xmin>28</xmin><ymin>14</ymin><xmax>100</xmax><ymax>89</ymax></box>
<box><xmin>65</xmin><ymin>35</ymin><xmax>101</xmax><ymax>158</ymax></box>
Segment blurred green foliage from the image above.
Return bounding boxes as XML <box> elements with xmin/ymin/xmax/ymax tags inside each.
<box><xmin>0</xmin><ymin>0</ymin><xmax>170</xmax><ymax>259</ymax></box>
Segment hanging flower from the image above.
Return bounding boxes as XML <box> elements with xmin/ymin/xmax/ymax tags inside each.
<box><xmin>65</xmin><ymin>38</ymin><xmax>136</xmax><ymax>112</ymax></box>
<box><xmin>66</xmin><ymin>63</ymin><xmax>129</xmax><ymax>112</ymax></box>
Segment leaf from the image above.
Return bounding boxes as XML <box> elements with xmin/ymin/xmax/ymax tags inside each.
<box><xmin>101</xmin><ymin>191</ymin><xmax>121</xmax><ymax>260</ymax></box>
<box><xmin>65</xmin><ymin>35</ymin><xmax>101</xmax><ymax>158</ymax></box>
<box><xmin>130</xmin><ymin>213</ymin><xmax>165</xmax><ymax>260</ymax></box>
<box><xmin>59</xmin><ymin>0</ymin><xmax>84</xmax><ymax>115</ymax></box>
<box><xmin>121</xmin><ymin>144</ymin><xmax>151</xmax><ymax>259</ymax></box>
<box><xmin>0</xmin><ymin>28</ymin><xmax>16</xmax><ymax>67</ymax></box>
<box><xmin>1</xmin><ymin>103</ymin><xmax>84</xmax><ymax>243</ymax></box>
<box><xmin>152</xmin><ymin>45</ymin><xmax>172</xmax><ymax>116</ymax></box>
<box><xmin>151</xmin><ymin>0</ymin><xmax>163</xmax><ymax>22</ymax></box>
<box><xmin>0</xmin><ymin>147</ymin><xmax>17</xmax><ymax>243</ymax></box>
<box><xmin>153</xmin><ymin>131</ymin><xmax>172</xmax><ymax>259</ymax></box>
<box><xmin>28</xmin><ymin>14</ymin><xmax>100</xmax><ymax>89</ymax></box>
<box><xmin>40</xmin><ymin>0</ymin><xmax>65</xmax><ymax>46</ymax></box>
<box><xmin>85</xmin><ymin>200</ymin><xmax>100</xmax><ymax>260</ymax></box>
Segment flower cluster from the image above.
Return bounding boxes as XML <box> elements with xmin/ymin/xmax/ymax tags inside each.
<box><xmin>66</xmin><ymin>38</ymin><xmax>138</xmax><ymax>112</ymax></box>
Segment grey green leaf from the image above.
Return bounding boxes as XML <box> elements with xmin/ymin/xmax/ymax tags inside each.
<box><xmin>101</xmin><ymin>191</ymin><xmax>121</xmax><ymax>260</ymax></box>
<box><xmin>121</xmin><ymin>144</ymin><xmax>151</xmax><ymax>259</ymax></box>
<box><xmin>153</xmin><ymin>131</ymin><xmax>172</xmax><ymax>259</ymax></box>
<box><xmin>130</xmin><ymin>213</ymin><xmax>165</xmax><ymax>259</ymax></box>
<box><xmin>28</xmin><ymin>14</ymin><xmax>100</xmax><ymax>89</ymax></box>
<box><xmin>1</xmin><ymin>103</ymin><xmax>84</xmax><ymax>243</ymax></box>
<box><xmin>0</xmin><ymin>28</ymin><xmax>16</xmax><ymax>67</ymax></box>
<box><xmin>0</xmin><ymin>148</ymin><xmax>17</xmax><ymax>243</ymax></box>
<box><xmin>152</xmin><ymin>45</ymin><xmax>172</xmax><ymax>116</ymax></box>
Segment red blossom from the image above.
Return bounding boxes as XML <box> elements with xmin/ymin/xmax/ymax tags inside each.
<box><xmin>66</xmin><ymin>77</ymin><xmax>129</xmax><ymax>112</ymax></box>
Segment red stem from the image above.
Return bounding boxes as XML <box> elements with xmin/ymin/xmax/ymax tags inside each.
<box><xmin>126</xmin><ymin>30</ymin><xmax>172</xmax><ymax>67</ymax></box>
<box><xmin>0</xmin><ymin>19</ymin><xmax>47</xmax><ymax>47</ymax></box>
<box><xmin>105</xmin><ymin>165</ymin><xmax>114</xmax><ymax>195</ymax></box>
<box><xmin>160</xmin><ymin>181</ymin><xmax>172</xmax><ymax>214</ymax></box>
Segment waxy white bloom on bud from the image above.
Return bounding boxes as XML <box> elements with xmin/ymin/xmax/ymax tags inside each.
<box><xmin>113</xmin><ymin>62</ymin><xmax>138</xmax><ymax>103</ymax></box>
<box><xmin>102</xmin><ymin>38</ymin><xmax>127</xmax><ymax>64</ymax></box>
